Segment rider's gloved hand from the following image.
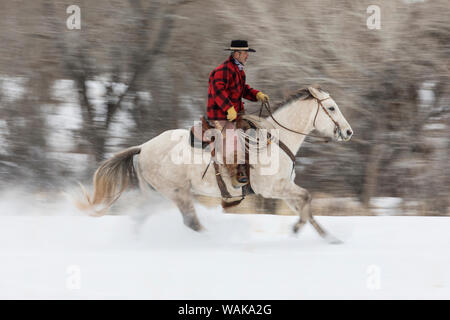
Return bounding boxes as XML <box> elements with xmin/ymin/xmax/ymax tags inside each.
<box><xmin>256</xmin><ymin>91</ymin><xmax>269</xmax><ymax>103</ymax></box>
<box><xmin>226</xmin><ymin>106</ymin><xmax>237</xmax><ymax>121</ymax></box>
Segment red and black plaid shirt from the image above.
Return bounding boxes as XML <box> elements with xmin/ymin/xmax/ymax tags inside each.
<box><xmin>207</xmin><ymin>55</ymin><xmax>259</xmax><ymax>120</ymax></box>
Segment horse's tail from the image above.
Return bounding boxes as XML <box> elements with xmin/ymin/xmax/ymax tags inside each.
<box><xmin>76</xmin><ymin>146</ymin><xmax>141</xmax><ymax>216</ymax></box>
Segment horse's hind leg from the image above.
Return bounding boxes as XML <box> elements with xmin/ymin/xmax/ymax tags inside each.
<box><xmin>169</xmin><ymin>189</ymin><xmax>204</xmax><ymax>232</ymax></box>
<box><xmin>136</xmin><ymin>161</ymin><xmax>203</xmax><ymax>231</ymax></box>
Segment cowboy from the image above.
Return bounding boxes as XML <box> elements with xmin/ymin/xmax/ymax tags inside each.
<box><xmin>207</xmin><ymin>40</ymin><xmax>269</xmax><ymax>187</ymax></box>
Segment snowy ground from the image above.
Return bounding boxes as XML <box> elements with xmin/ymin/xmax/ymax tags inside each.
<box><xmin>0</xmin><ymin>190</ymin><xmax>449</xmax><ymax>300</ymax></box>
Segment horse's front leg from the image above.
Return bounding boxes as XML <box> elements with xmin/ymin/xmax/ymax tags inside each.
<box><xmin>281</xmin><ymin>184</ymin><xmax>322</xmax><ymax>236</ymax></box>
<box><xmin>261</xmin><ymin>181</ymin><xmax>341</xmax><ymax>244</ymax></box>
<box><xmin>286</xmin><ymin>185</ymin><xmax>342</xmax><ymax>244</ymax></box>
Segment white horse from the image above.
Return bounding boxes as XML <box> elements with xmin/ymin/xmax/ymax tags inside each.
<box><xmin>78</xmin><ymin>86</ymin><xmax>353</xmax><ymax>243</ymax></box>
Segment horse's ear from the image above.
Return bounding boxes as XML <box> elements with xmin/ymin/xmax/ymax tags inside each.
<box><xmin>308</xmin><ymin>86</ymin><xmax>322</xmax><ymax>99</ymax></box>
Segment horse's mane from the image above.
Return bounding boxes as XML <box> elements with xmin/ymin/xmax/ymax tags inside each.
<box><xmin>242</xmin><ymin>85</ymin><xmax>328</xmax><ymax>129</ymax></box>
<box><xmin>274</xmin><ymin>85</ymin><xmax>327</xmax><ymax>110</ymax></box>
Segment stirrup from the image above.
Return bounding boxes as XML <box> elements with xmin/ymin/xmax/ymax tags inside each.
<box><xmin>232</xmin><ymin>168</ymin><xmax>248</xmax><ymax>188</ymax></box>
<box><xmin>231</xmin><ymin>177</ymin><xmax>247</xmax><ymax>188</ymax></box>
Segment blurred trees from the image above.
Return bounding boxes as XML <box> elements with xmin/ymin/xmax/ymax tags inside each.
<box><xmin>43</xmin><ymin>0</ymin><xmax>178</xmax><ymax>163</ymax></box>
<box><xmin>0</xmin><ymin>0</ymin><xmax>448</xmax><ymax>214</ymax></box>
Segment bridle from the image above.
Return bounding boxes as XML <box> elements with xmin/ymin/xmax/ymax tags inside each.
<box><xmin>313</xmin><ymin>96</ymin><xmax>343</xmax><ymax>140</ymax></box>
<box><xmin>259</xmin><ymin>96</ymin><xmax>342</xmax><ymax>143</ymax></box>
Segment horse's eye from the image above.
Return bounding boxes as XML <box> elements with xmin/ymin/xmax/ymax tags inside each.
<box><xmin>329</xmin><ymin>106</ymin><xmax>335</xmax><ymax>111</ymax></box>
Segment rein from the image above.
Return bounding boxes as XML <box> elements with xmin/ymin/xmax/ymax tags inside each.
<box><xmin>259</xmin><ymin>97</ymin><xmax>342</xmax><ymax>143</ymax></box>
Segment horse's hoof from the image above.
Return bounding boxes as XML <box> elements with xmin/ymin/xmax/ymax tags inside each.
<box><xmin>324</xmin><ymin>234</ymin><xmax>343</xmax><ymax>245</ymax></box>
<box><xmin>189</xmin><ymin>222</ymin><xmax>205</xmax><ymax>232</ymax></box>
<box><xmin>292</xmin><ymin>221</ymin><xmax>306</xmax><ymax>234</ymax></box>
<box><xmin>197</xmin><ymin>225</ymin><xmax>206</xmax><ymax>232</ymax></box>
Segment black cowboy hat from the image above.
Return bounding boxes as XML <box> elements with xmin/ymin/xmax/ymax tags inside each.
<box><xmin>224</xmin><ymin>40</ymin><xmax>256</xmax><ymax>52</ymax></box>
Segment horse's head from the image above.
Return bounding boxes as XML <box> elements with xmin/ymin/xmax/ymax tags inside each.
<box><xmin>308</xmin><ymin>86</ymin><xmax>353</xmax><ymax>142</ymax></box>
